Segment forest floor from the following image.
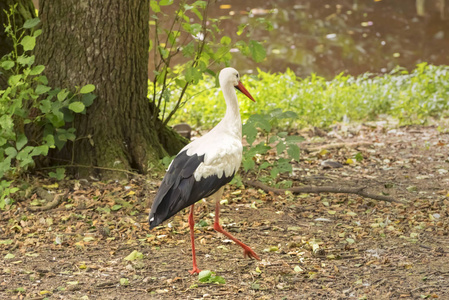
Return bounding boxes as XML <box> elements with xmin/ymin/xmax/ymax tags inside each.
<box><xmin>1</xmin><ymin>121</ymin><xmax>449</xmax><ymax>300</ymax></box>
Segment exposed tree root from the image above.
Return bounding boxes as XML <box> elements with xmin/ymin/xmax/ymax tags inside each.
<box><xmin>244</xmin><ymin>179</ymin><xmax>403</xmax><ymax>204</ymax></box>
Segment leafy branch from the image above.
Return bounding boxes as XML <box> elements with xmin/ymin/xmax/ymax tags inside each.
<box><xmin>238</xmin><ymin>108</ymin><xmax>303</xmax><ymax>188</ymax></box>
<box><xmin>0</xmin><ymin>7</ymin><xmax>96</xmax><ymax>209</ymax></box>
<box><xmin>148</xmin><ymin>0</ymin><xmax>269</xmax><ymax>129</ymax></box>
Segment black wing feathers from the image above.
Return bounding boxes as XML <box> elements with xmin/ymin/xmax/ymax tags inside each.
<box><xmin>149</xmin><ymin>149</ymin><xmax>234</xmax><ymax>229</ymax></box>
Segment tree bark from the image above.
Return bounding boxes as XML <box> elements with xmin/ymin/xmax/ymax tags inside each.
<box><xmin>35</xmin><ymin>0</ymin><xmax>183</xmax><ymax>178</ymax></box>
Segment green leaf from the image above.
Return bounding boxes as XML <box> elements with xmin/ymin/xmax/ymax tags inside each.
<box><xmin>197</xmin><ymin>270</ymin><xmax>225</xmax><ymax>284</ymax></box>
<box><xmin>260</xmin><ymin>161</ymin><xmax>271</xmax><ymax>170</ymax></box>
<box><xmin>210</xmin><ymin>275</ymin><xmax>226</xmax><ymax>284</ymax></box>
<box><xmin>43</xmin><ymin>134</ymin><xmax>55</xmax><ymax>148</ymax></box>
<box><xmin>80</xmin><ymin>84</ymin><xmax>95</xmax><ymax>94</ymax></box>
<box><xmin>68</xmin><ymin>102</ymin><xmax>85</xmax><ymax>113</ymax></box>
<box><xmin>35</xmin><ymin>75</ymin><xmax>48</xmax><ymax>84</ymax></box>
<box><xmin>185</xmin><ymin>67</ymin><xmax>201</xmax><ymax>84</ymax></box>
<box><xmin>57</xmin><ymin>89</ymin><xmax>70</xmax><ymax>101</ymax></box>
<box><xmin>158</xmin><ymin>46</ymin><xmax>169</xmax><ymax>59</ymax></box>
<box><xmin>29</xmin><ymin>65</ymin><xmax>45</xmax><ymax>75</ymax></box>
<box><xmin>242</xmin><ymin>123</ymin><xmax>257</xmax><ymax>146</ymax></box>
<box><xmin>285</xmin><ymin>135</ymin><xmax>305</xmax><ymax>143</ymax></box>
<box><xmin>220</xmin><ymin>36</ymin><xmax>231</xmax><ymax>46</ymax></box>
<box><xmin>269</xmin><ymin>135</ymin><xmax>279</xmax><ymax>144</ymax></box>
<box><xmin>33</xmin><ymin>29</ymin><xmax>42</xmax><ymax>37</ymax></box>
<box><xmin>14</xmin><ymin>287</ymin><xmax>25</xmax><ymax>293</ymax></box>
<box><xmin>16</xmin><ymin>134</ymin><xmax>28</xmax><ymax>151</ymax></box>
<box><xmin>235</xmin><ymin>40</ymin><xmax>249</xmax><ymax>56</ymax></box>
<box><xmin>30</xmin><ymin>145</ymin><xmax>49</xmax><ymax>157</ymax></box>
<box><xmin>280</xmin><ymin>111</ymin><xmax>298</xmax><ymax>119</ymax></box>
<box><xmin>237</xmin><ymin>24</ymin><xmax>248</xmax><ymax>36</ymax></box>
<box><xmin>83</xmin><ymin>236</ymin><xmax>95</xmax><ymax>242</ymax></box>
<box><xmin>8</xmin><ymin>74</ymin><xmax>22</xmax><ymax>86</ymax></box>
<box><xmin>270</xmin><ymin>167</ymin><xmax>279</xmax><ymax>179</ymax></box>
<box><xmin>120</xmin><ymin>278</ymin><xmax>129</xmax><ymax>286</ymax></box>
<box><xmin>249</xmin><ymin>40</ymin><xmax>266</xmax><ymax>63</ymax></box>
<box><xmin>242</xmin><ymin>158</ymin><xmax>255</xmax><ymax>172</ymax></box>
<box><xmin>111</xmin><ymin>204</ymin><xmax>122</xmax><ymax>211</ymax></box>
<box><xmin>17</xmin><ymin>55</ymin><xmax>35</xmax><ymax>66</ymax></box>
<box><xmin>35</xmin><ymin>84</ymin><xmax>51</xmax><ymax>95</ymax></box>
<box><xmin>182</xmin><ymin>41</ymin><xmax>195</xmax><ymax>57</ymax></box>
<box><xmin>191</xmin><ymin>7</ymin><xmax>203</xmax><ymax>20</ymax></box>
<box><xmin>20</xmin><ymin>35</ymin><xmax>36</xmax><ymax>51</ymax></box>
<box><xmin>81</xmin><ymin>93</ymin><xmax>96</xmax><ymax>107</ymax></box>
<box><xmin>287</xmin><ymin>144</ymin><xmax>300</xmax><ymax>161</ymax></box>
<box><xmin>150</xmin><ymin>0</ymin><xmax>160</xmax><ymax>13</ymax></box>
<box><xmin>161</xmin><ymin>155</ymin><xmax>175</xmax><ymax>168</ymax></box>
<box><xmin>247</xmin><ymin>142</ymin><xmax>270</xmax><ymax>156</ymax></box>
<box><xmin>16</xmin><ymin>146</ymin><xmax>33</xmax><ymax>161</ymax></box>
<box><xmin>49</xmin><ymin>168</ymin><xmax>65</xmax><ymax>180</ymax></box>
<box><xmin>23</xmin><ymin>18</ymin><xmax>40</xmax><ymax>29</ymax></box>
<box><xmin>124</xmin><ymin>250</ymin><xmax>144</xmax><ymax>261</ymax></box>
<box><xmin>193</xmin><ymin>1</ymin><xmax>207</xmax><ymax>9</ymax></box>
<box><xmin>175</xmin><ymin>79</ymin><xmax>186</xmax><ymax>88</ymax></box>
<box><xmin>276</xmin><ymin>142</ymin><xmax>286</xmax><ymax>154</ymax></box>
<box><xmin>159</xmin><ymin>0</ymin><xmax>173</xmax><ymax>6</ymax></box>
<box><xmin>5</xmin><ymin>147</ymin><xmax>17</xmax><ymax>158</ymax></box>
<box><xmin>168</xmin><ymin>31</ymin><xmax>180</xmax><ymax>46</ymax></box>
<box><xmin>1</xmin><ymin>61</ymin><xmax>14</xmax><ymax>70</ymax></box>
<box><xmin>198</xmin><ymin>270</ymin><xmax>212</xmax><ymax>282</ymax></box>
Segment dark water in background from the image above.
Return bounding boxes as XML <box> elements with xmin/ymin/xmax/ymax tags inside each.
<box><xmin>32</xmin><ymin>0</ymin><xmax>449</xmax><ymax>78</ymax></box>
<box><xmin>212</xmin><ymin>0</ymin><xmax>449</xmax><ymax>78</ymax></box>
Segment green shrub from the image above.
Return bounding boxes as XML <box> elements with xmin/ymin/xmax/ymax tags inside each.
<box><xmin>239</xmin><ymin>109</ymin><xmax>303</xmax><ymax>187</ymax></box>
<box><xmin>0</xmin><ymin>8</ymin><xmax>95</xmax><ymax>208</ymax></box>
<box><xmin>167</xmin><ymin>63</ymin><xmax>449</xmax><ymax>129</ymax></box>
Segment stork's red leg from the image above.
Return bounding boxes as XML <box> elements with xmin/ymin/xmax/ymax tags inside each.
<box><xmin>188</xmin><ymin>204</ymin><xmax>201</xmax><ymax>275</ymax></box>
<box><xmin>213</xmin><ymin>195</ymin><xmax>261</xmax><ymax>260</ymax></box>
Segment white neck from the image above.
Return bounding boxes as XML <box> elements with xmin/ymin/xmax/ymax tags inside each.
<box><xmin>218</xmin><ymin>83</ymin><xmax>242</xmax><ymax>137</ymax></box>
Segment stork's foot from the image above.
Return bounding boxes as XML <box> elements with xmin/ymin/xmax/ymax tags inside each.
<box><xmin>242</xmin><ymin>245</ymin><xmax>261</xmax><ymax>261</ymax></box>
<box><xmin>188</xmin><ymin>266</ymin><xmax>201</xmax><ymax>275</ymax></box>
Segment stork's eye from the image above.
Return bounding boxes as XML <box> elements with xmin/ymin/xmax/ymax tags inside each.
<box><xmin>236</xmin><ymin>73</ymin><xmax>239</xmax><ymax>79</ymax></box>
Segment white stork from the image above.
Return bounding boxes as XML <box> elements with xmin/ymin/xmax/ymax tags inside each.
<box><xmin>149</xmin><ymin>67</ymin><xmax>260</xmax><ymax>274</ymax></box>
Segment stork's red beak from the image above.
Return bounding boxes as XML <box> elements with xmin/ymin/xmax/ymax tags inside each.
<box><xmin>235</xmin><ymin>81</ymin><xmax>256</xmax><ymax>102</ymax></box>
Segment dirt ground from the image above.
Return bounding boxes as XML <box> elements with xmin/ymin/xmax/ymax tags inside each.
<box><xmin>1</xmin><ymin>122</ymin><xmax>449</xmax><ymax>299</ymax></box>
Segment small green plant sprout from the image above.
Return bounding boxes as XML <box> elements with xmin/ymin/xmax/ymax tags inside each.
<box><xmin>198</xmin><ymin>270</ymin><xmax>226</xmax><ymax>284</ymax></box>
<box><xmin>354</xmin><ymin>152</ymin><xmax>364</xmax><ymax>162</ymax></box>
<box><xmin>241</xmin><ymin>108</ymin><xmax>303</xmax><ymax>185</ymax></box>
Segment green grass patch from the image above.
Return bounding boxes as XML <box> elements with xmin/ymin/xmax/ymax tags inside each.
<box><xmin>163</xmin><ymin>63</ymin><xmax>449</xmax><ymax>129</ymax></box>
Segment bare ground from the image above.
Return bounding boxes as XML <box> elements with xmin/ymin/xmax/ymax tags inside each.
<box><xmin>1</xmin><ymin>123</ymin><xmax>449</xmax><ymax>299</ymax></box>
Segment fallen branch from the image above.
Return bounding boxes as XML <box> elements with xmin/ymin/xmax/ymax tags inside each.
<box><xmin>304</xmin><ymin>141</ymin><xmax>372</xmax><ymax>153</ymax></box>
<box><xmin>27</xmin><ymin>189</ymin><xmax>66</xmax><ymax>212</ymax></box>
<box><xmin>244</xmin><ymin>179</ymin><xmax>402</xmax><ymax>203</ymax></box>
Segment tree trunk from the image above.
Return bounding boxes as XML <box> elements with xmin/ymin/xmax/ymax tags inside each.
<box><xmin>0</xmin><ymin>0</ymin><xmax>36</xmax><ymax>89</ymax></box>
<box><xmin>35</xmin><ymin>0</ymin><xmax>182</xmax><ymax>179</ymax></box>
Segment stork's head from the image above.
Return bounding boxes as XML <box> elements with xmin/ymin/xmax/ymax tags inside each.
<box><xmin>219</xmin><ymin>67</ymin><xmax>255</xmax><ymax>102</ymax></box>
